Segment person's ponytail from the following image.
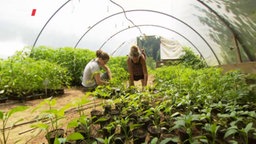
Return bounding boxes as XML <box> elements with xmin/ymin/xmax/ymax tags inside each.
<box><xmin>96</xmin><ymin>50</ymin><xmax>109</xmax><ymax>60</ymax></box>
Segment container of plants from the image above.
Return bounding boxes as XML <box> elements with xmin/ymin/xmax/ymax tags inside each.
<box><xmin>147</xmin><ymin>124</ymin><xmax>161</xmax><ymax>138</ymax></box>
<box><xmin>74</xmin><ymin>124</ymin><xmax>90</xmax><ymax>140</ymax></box>
<box><xmin>0</xmin><ymin>96</ymin><xmax>8</xmax><ymax>103</ymax></box>
<box><xmin>110</xmin><ymin>109</ymin><xmax>120</xmax><ymax>116</ymax></box>
<box><xmin>114</xmin><ymin>133</ymin><xmax>126</xmax><ymax>144</ymax></box>
<box><xmin>101</xmin><ymin>124</ymin><xmax>116</xmax><ymax>138</ymax></box>
<box><xmin>90</xmin><ymin>109</ymin><xmax>103</xmax><ymax>122</ymax></box>
<box><xmin>103</xmin><ymin>104</ymin><xmax>112</xmax><ymax>115</ymax></box>
<box><xmin>132</xmin><ymin>128</ymin><xmax>147</xmax><ymax>144</ymax></box>
<box><xmin>45</xmin><ymin>128</ymin><xmax>65</xmax><ymax>144</ymax></box>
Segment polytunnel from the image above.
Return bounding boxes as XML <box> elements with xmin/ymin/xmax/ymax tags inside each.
<box><xmin>1</xmin><ymin>1</ymin><xmax>256</xmax><ymax>143</ymax></box>
<box><xmin>1</xmin><ymin>0</ymin><xmax>256</xmax><ymax>67</ymax></box>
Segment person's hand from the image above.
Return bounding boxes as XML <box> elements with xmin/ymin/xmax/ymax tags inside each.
<box><xmin>102</xmin><ymin>64</ymin><xmax>109</xmax><ymax>70</ymax></box>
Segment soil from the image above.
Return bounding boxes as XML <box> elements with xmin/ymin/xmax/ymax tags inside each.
<box><xmin>0</xmin><ymin>87</ymin><xmax>94</xmax><ymax>144</ymax></box>
<box><xmin>0</xmin><ymin>75</ymin><xmax>154</xmax><ymax>144</ymax></box>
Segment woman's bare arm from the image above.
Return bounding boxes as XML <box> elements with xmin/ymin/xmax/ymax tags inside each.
<box><xmin>141</xmin><ymin>55</ymin><xmax>148</xmax><ymax>86</ymax></box>
<box><xmin>127</xmin><ymin>58</ymin><xmax>134</xmax><ymax>86</ymax></box>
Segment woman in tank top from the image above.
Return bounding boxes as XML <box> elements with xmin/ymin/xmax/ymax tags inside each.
<box><xmin>127</xmin><ymin>45</ymin><xmax>148</xmax><ymax>89</ymax></box>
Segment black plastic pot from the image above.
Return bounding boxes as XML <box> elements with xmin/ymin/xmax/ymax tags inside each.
<box><xmin>45</xmin><ymin>128</ymin><xmax>65</xmax><ymax>144</ymax></box>
<box><xmin>74</xmin><ymin>124</ymin><xmax>90</xmax><ymax>140</ymax></box>
<box><xmin>147</xmin><ymin>125</ymin><xmax>161</xmax><ymax>138</ymax></box>
<box><xmin>114</xmin><ymin>133</ymin><xmax>126</xmax><ymax>144</ymax></box>
<box><xmin>110</xmin><ymin>109</ymin><xmax>120</xmax><ymax>116</ymax></box>
<box><xmin>103</xmin><ymin>105</ymin><xmax>112</xmax><ymax>115</ymax></box>
<box><xmin>102</xmin><ymin>126</ymin><xmax>115</xmax><ymax>138</ymax></box>
<box><xmin>132</xmin><ymin>128</ymin><xmax>147</xmax><ymax>144</ymax></box>
<box><xmin>0</xmin><ymin>96</ymin><xmax>8</xmax><ymax>103</ymax></box>
<box><xmin>90</xmin><ymin>109</ymin><xmax>103</xmax><ymax>123</ymax></box>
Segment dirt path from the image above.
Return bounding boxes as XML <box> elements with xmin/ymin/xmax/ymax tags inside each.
<box><xmin>0</xmin><ymin>87</ymin><xmax>101</xmax><ymax>144</ymax></box>
<box><xmin>0</xmin><ymin>75</ymin><xmax>154</xmax><ymax>144</ymax></box>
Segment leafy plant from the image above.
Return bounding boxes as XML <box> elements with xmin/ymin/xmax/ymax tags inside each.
<box><xmin>95</xmin><ymin>134</ymin><xmax>114</xmax><ymax>144</ymax></box>
<box><xmin>32</xmin><ymin>97</ymin><xmax>71</xmax><ymax>142</ymax></box>
<box><xmin>0</xmin><ymin>106</ymin><xmax>28</xmax><ymax>144</ymax></box>
<box><xmin>224</xmin><ymin>121</ymin><xmax>255</xmax><ymax>144</ymax></box>
<box><xmin>203</xmin><ymin>123</ymin><xmax>220</xmax><ymax>144</ymax></box>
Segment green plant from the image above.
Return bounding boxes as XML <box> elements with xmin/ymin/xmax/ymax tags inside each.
<box><xmin>0</xmin><ymin>106</ymin><xmax>28</xmax><ymax>144</ymax></box>
<box><xmin>30</xmin><ymin>46</ymin><xmax>95</xmax><ymax>85</ymax></box>
<box><xmin>179</xmin><ymin>47</ymin><xmax>207</xmax><ymax>69</ymax></box>
<box><xmin>72</xmin><ymin>94</ymin><xmax>91</xmax><ymax>116</ymax></box>
<box><xmin>171</xmin><ymin>113</ymin><xmax>202</xmax><ymax>143</ymax></box>
<box><xmin>224</xmin><ymin>121</ymin><xmax>255</xmax><ymax>144</ymax></box>
<box><xmin>95</xmin><ymin>134</ymin><xmax>114</xmax><ymax>144</ymax></box>
<box><xmin>32</xmin><ymin>97</ymin><xmax>71</xmax><ymax>142</ymax></box>
<box><xmin>203</xmin><ymin>123</ymin><xmax>220</xmax><ymax>144</ymax></box>
<box><xmin>0</xmin><ymin>54</ymin><xmax>71</xmax><ymax>98</ymax></box>
<box><xmin>66</xmin><ymin>115</ymin><xmax>91</xmax><ymax>142</ymax></box>
<box><xmin>116</xmin><ymin>116</ymin><xmax>131</xmax><ymax>141</ymax></box>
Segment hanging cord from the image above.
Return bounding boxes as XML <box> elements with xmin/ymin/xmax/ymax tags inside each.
<box><xmin>109</xmin><ymin>0</ymin><xmax>143</xmax><ymax>36</ymax></box>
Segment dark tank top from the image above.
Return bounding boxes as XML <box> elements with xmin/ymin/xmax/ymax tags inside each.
<box><xmin>130</xmin><ymin>56</ymin><xmax>143</xmax><ymax>80</ymax></box>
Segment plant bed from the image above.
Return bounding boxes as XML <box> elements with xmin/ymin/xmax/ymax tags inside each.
<box><xmin>45</xmin><ymin>89</ymin><xmax>65</xmax><ymax>97</ymax></box>
<box><xmin>6</xmin><ymin>89</ymin><xmax>65</xmax><ymax>102</ymax></box>
<box><xmin>0</xmin><ymin>96</ymin><xmax>8</xmax><ymax>103</ymax></box>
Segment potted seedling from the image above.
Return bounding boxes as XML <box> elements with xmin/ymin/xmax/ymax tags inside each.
<box><xmin>224</xmin><ymin>121</ymin><xmax>256</xmax><ymax>144</ymax></box>
<box><xmin>0</xmin><ymin>106</ymin><xmax>28</xmax><ymax>144</ymax></box>
<box><xmin>146</xmin><ymin>106</ymin><xmax>162</xmax><ymax>139</ymax></box>
<box><xmin>66</xmin><ymin>115</ymin><xmax>94</xmax><ymax>143</ymax></box>
<box><xmin>32</xmin><ymin>97</ymin><xmax>71</xmax><ymax>144</ymax></box>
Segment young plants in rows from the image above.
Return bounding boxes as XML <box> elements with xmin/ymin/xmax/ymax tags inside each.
<box><xmin>224</xmin><ymin>120</ymin><xmax>256</xmax><ymax>144</ymax></box>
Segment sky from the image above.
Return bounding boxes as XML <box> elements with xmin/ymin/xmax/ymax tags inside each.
<box><xmin>0</xmin><ymin>0</ymin><xmax>220</xmax><ymax>65</ymax></box>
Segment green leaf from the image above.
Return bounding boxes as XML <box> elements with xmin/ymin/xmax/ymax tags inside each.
<box><xmin>7</xmin><ymin>106</ymin><xmax>28</xmax><ymax>118</ymax></box>
<box><xmin>95</xmin><ymin>138</ymin><xmax>105</xmax><ymax>143</ymax></box>
<box><xmin>31</xmin><ymin>123</ymin><xmax>49</xmax><ymax>130</ymax></box>
<box><xmin>0</xmin><ymin>111</ymin><xmax>3</xmax><ymax>119</ymax></box>
<box><xmin>160</xmin><ymin>137</ymin><xmax>179</xmax><ymax>144</ymax></box>
<box><xmin>67</xmin><ymin>119</ymin><xmax>79</xmax><ymax>128</ymax></box>
<box><xmin>150</xmin><ymin>137</ymin><xmax>158</xmax><ymax>144</ymax></box>
<box><xmin>53</xmin><ymin>137</ymin><xmax>61</xmax><ymax>144</ymax></box>
<box><xmin>224</xmin><ymin>128</ymin><xmax>238</xmax><ymax>138</ymax></box>
<box><xmin>67</xmin><ymin>132</ymin><xmax>84</xmax><ymax>141</ymax></box>
<box><xmin>244</xmin><ymin>122</ymin><xmax>253</xmax><ymax>134</ymax></box>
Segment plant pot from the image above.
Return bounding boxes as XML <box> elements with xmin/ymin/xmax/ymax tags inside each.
<box><xmin>160</xmin><ymin>132</ymin><xmax>178</xmax><ymax>144</ymax></box>
<box><xmin>147</xmin><ymin>125</ymin><xmax>161</xmax><ymax>138</ymax></box>
<box><xmin>177</xmin><ymin>129</ymin><xmax>189</xmax><ymax>144</ymax></box>
<box><xmin>114</xmin><ymin>133</ymin><xmax>126</xmax><ymax>144</ymax></box>
<box><xmin>141</xmin><ymin>100</ymin><xmax>150</xmax><ymax>110</ymax></box>
<box><xmin>132</xmin><ymin>128</ymin><xmax>147</xmax><ymax>144</ymax></box>
<box><xmin>74</xmin><ymin>124</ymin><xmax>90</xmax><ymax>140</ymax></box>
<box><xmin>98</xmin><ymin>116</ymin><xmax>111</xmax><ymax>128</ymax></box>
<box><xmin>90</xmin><ymin>109</ymin><xmax>103</xmax><ymax>122</ymax></box>
<box><xmin>103</xmin><ymin>105</ymin><xmax>112</xmax><ymax>115</ymax></box>
<box><xmin>110</xmin><ymin>109</ymin><xmax>120</xmax><ymax>116</ymax></box>
<box><xmin>138</xmin><ymin>117</ymin><xmax>152</xmax><ymax>129</ymax></box>
<box><xmin>0</xmin><ymin>96</ymin><xmax>8</xmax><ymax>103</ymax></box>
<box><xmin>76</xmin><ymin>137</ymin><xmax>96</xmax><ymax>144</ymax></box>
<box><xmin>45</xmin><ymin>128</ymin><xmax>65</xmax><ymax>144</ymax></box>
<box><xmin>115</xmin><ymin>102</ymin><xmax>125</xmax><ymax>110</ymax></box>
<box><xmin>102</xmin><ymin>126</ymin><xmax>115</xmax><ymax>138</ymax></box>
